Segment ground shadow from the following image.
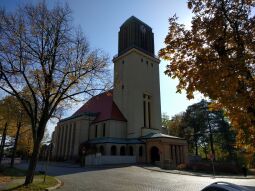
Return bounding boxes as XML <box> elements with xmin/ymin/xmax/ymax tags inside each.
<box><xmin>15</xmin><ymin>161</ymin><xmax>136</xmax><ymax>176</ymax></box>
<box><xmin>242</xmin><ymin>185</ymin><xmax>255</xmax><ymax>191</ymax></box>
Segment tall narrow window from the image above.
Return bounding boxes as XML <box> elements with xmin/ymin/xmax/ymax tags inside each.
<box><xmin>148</xmin><ymin>101</ymin><xmax>151</xmax><ymax>128</ymax></box>
<box><xmin>143</xmin><ymin>94</ymin><xmax>152</xmax><ymax>128</ymax></box>
<box><xmin>64</xmin><ymin>125</ymin><xmax>68</xmax><ymax>156</ymax></box>
<box><xmin>143</xmin><ymin>100</ymin><xmax>146</xmax><ymax>127</ymax></box>
<box><xmin>67</xmin><ymin>124</ymin><xmax>72</xmax><ymax>156</ymax></box>
<box><xmin>103</xmin><ymin>123</ymin><xmax>106</xmax><ymax>137</ymax></box>
<box><xmin>71</xmin><ymin>123</ymin><xmax>76</xmax><ymax>157</ymax></box>
<box><xmin>95</xmin><ymin>125</ymin><xmax>98</xmax><ymax>138</ymax></box>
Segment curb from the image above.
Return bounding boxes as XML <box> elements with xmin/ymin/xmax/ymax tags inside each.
<box><xmin>46</xmin><ymin>177</ymin><xmax>62</xmax><ymax>191</ymax></box>
<box><xmin>143</xmin><ymin>167</ymin><xmax>255</xmax><ymax>179</ymax></box>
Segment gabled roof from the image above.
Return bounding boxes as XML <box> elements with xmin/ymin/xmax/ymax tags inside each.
<box><xmin>72</xmin><ymin>90</ymin><xmax>127</xmax><ymax>123</ymax></box>
<box><xmin>141</xmin><ymin>132</ymin><xmax>185</xmax><ymax>140</ymax></box>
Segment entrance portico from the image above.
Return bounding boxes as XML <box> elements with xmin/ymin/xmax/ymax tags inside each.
<box><xmin>143</xmin><ymin>133</ymin><xmax>188</xmax><ymax>169</ymax></box>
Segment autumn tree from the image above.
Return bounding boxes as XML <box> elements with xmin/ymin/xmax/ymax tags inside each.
<box><xmin>159</xmin><ymin>0</ymin><xmax>255</xmax><ymax>153</ymax></box>
<box><xmin>0</xmin><ymin>96</ymin><xmax>34</xmax><ymax>168</ymax></box>
<box><xmin>163</xmin><ymin>112</ymin><xmax>186</xmax><ymax>138</ymax></box>
<box><xmin>0</xmin><ymin>2</ymin><xmax>109</xmax><ymax>185</ymax></box>
<box><xmin>0</xmin><ymin>96</ymin><xmax>19</xmax><ymax>165</ymax></box>
<box><xmin>16</xmin><ymin>127</ymin><xmax>33</xmax><ymax>158</ymax></box>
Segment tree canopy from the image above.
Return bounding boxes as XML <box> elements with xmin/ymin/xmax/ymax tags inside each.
<box><xmin>165</xmin><ymin>100</ymin><xmax>235</xmax><ymax>161</ymax></box>
<box><xmin>0</xmin><ymin>2</ymin><xmax>109</xmax><ymax>184</ymax></box>
<box><xmin>159</xmin><ymin>0</ymin><xmax>255</xmax><ymax>153</ymax></box>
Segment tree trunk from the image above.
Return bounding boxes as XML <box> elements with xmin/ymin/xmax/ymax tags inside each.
<box><xmin>24</xmin><ymin>139</ymin><xmax>41</xmax><ymax>185</ymax></box>
<box><xmin>10</xmin><ymin>121</ymin><xmax>21</xmax><ymax>168</ymax></box>
<box><xmin>0</xmin><ymin>122</ymin><xmax>8</xmax><ymax>165</ymax></box>
<box><xmin>203</xmin><ymin>147</ymin><xmax>208</xmax><ymax>160</ymax></box>
<box><xmin>195</xmin><ymin>143</ymin><xmax>198</xmax><ymax>156</ymax></box>
<box><xmin>207</xmin><ymin>114</ymin><xmax>215</xmax><ymax>160</ymax></box>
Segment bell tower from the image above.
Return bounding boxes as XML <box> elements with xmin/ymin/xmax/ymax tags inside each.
<box><xmin>113</xmin><ymin>16</ymin><xmax>161</xmax><ymax>138</ymax></box>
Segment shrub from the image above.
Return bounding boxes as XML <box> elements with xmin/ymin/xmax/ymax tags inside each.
<box><xmin>176</xmin><ymin>163</ymin><xmax>187</xmax><ymax>170</ymax></box>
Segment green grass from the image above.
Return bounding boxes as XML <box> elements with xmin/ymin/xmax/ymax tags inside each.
<box><xmin>1</xmin><ymin>167</ymin><xmax>27</xmax><ymax>176</ymax></box>
<box><xmin>0</xmin><ymin>167</ymin><xmax>58</xmax><ymax>191</ymax></box>
<box><xmin>4</xmin><ymin>175</ymin><xmax>58</xmax><ymax>191</ymax></box>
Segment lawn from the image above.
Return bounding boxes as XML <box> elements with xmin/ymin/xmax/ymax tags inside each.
<box><xmin>0</xmin><ymin>166</ymin><xmax>58</xmax><ymax>191</ymax></box>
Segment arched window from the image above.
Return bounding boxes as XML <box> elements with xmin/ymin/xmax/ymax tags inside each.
<box><xmin>151</xmin><ymin>146</ymin><xmax>160</xmax><ymax>164</ymax></box>
<box><xmin>129</xmin><ymin>146</ymin><xmax>133</xmax><ymax>156</ymax></box>
<box><xmin>139</xmin><ymin>146</ymin><xmax>143</xmax><ymax>157</ymax></box>
<box><xmin>100</xmin><ymin>146</ymin><xmax>105</xmax><ymax>155</ymax></box>
<box><xmin>111</xmin><ymin>145</ymin><xmax>117</xmax><ymax>155</ymax></box>
<box><xmin>120</xmin><ymin>146</ymin><xmax>125</xmax><ymax>156</ymax></box>
<box><xmin>95</xmin><ymin>125</ymin><xmax>98</xmax><ymax>138</ymax></box>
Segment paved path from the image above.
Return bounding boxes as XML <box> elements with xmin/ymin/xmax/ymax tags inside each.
<box><xmin>16</xmin><ymin>162</ymin><xmax>255</xmax><ymax>191</ymax></box>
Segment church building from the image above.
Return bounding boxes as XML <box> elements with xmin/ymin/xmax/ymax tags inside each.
<box><xmin>52</xmin><ymin>16</ymin><xmax>188</xmax><ymax>169</ymax></box>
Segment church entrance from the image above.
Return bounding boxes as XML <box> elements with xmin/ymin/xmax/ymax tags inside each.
<box><xmin>150</xmin><ymin>146</ymin><xmax>160</xmax><ymax>164</ymax></box>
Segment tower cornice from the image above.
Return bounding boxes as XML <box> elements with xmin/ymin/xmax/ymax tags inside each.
<box><xmin>113</xmin><ymin>47</ymin><xmax>160</xmax><ymax>63</ymax></box>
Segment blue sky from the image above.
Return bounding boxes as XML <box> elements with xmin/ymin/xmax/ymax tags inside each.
<box><xmin>0</xmin><ymin>0</ymin><xmax>204</xmax><ymax>134</ymax></box>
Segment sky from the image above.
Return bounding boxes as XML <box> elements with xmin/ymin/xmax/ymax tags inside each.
<box><xmin>0</xmin><ymin>0</ymin><xmax>204</xmax><ymax>135</ymax></box>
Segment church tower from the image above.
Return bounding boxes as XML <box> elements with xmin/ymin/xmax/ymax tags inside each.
<box><xmin>113</xmin><ymin>16</ymin><xmax>161</xmax><ymax>138</ymax></box>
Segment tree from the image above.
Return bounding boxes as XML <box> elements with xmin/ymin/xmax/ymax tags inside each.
<box><xmin>0</xmin><ymin>122</ymin><xmax>7</xmax><ymax>164</ymax></box>
<box><xmin>159</xmin><ymin>0</ymin><xmax>255</xmax><ymax>153</ymax></box>
<box><xmin>182</xmin><ymin>100</ymin><xmax>234</xmax><ymax>160</ymax></box>
<box><xmin>162</xmin><ymin>112</ymin><xmax>170</xmax><ymax>129</ymax></box>
<box><xmin>0</xmin><ymin>96</ymin><xmax>19</xmax><ymax>165</ymax></box>
<box><xmin>184</xmin><ymin>100</ymin><xmax>209</xmax><ymax>156</ymax></box>
<box><xmin>0</xmin><ymin>95</ymin><xmax>31</xmax><ymax>167</ymax></box>
<box><xmin>0</xmin><ymin>2</ymin><xmax>109</xmax><ymax>185</ymax></box>
<box><xmin>164</xmin><ymin>113</ymin><xmax>186</xmax><ymax>138</ymax></box>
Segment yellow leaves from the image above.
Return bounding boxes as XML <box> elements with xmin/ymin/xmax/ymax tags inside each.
<box><xmin>208</xmin><ymin>102</ymin><xmax>223</xmax><ymax>111</ymax></box>
<box><xmin>159</xmin><ymin>0</ymin><xmax>255</xmax><ymax>154</ymax></box>
<box><xmin>187</xmin><ymin>1</ymin><xmax>193</xmax><ymax>9</ymax></box>
<box><xmin>187</xmin><ymin>91</ymin><xmax>194</xmax><ymax>99</ymax></box>
<box><xmin>68</xmin><ymin>74</ymin><xmax>78</xmax><ymax>82</ymax></box>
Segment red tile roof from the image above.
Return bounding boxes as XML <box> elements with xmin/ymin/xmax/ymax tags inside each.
<box><xmin>72</xmin><ymin>90</ymin><xmax>127</xmax><ymax>123</ymax></box>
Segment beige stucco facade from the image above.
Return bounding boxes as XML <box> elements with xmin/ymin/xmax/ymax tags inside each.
<box><xmin>145</xmin><ymin>137</ymin><xmax>189</xmax><ymax>169</ymax></box>
<box><xmin>52</xmin><ymin>117</ymin><xmax>129</xmax><ymax>160</ymax></box>
<box><xmin>113</xmin><ymin>48</ymin><xmax>161</xmax><ymax>138</ymax></box>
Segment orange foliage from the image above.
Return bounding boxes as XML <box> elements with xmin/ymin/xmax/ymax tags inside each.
<box><xmin>159</xmin><ymin>0</ymin><xmax>255</xmax><ymax>153</ymax></box>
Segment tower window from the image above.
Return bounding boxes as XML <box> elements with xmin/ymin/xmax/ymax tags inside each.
<box><xmin>141</xmin><ymin>58</ymin><xmax>143</xmax><ymax>62</ymax></box>
<box><xmin>151</xmin><ymin>63</ymin><xmax>153</xmax><ymax>67</ymax></box>
<box><xmin>122</xmin><ymin>60</ymin><xmax>125</xmax><ymax>64</ymax></box>
<box><xmin>143</xmin><ymin>100</ymin><xmax>146</xmax><ymax>127</ymax></box>
<box><xmin>146</xmin><ymin>61</ymin><xmax>148</xmax><ymax>65</ymax></box>
<box><xmin>143</xmin><ymin>93</ymin><xmax>152</xmax><ymax>128</ymax></box>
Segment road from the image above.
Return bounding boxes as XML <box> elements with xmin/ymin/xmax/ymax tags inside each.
<box><xmin>17</xmin><ymin>163</ymin><xmax>255</xmax><ymax>191</ymax></box>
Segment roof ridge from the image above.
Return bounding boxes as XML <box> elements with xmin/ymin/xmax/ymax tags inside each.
<box><xmin>121</xmin><ymin>16</ymin><xmax>152</xmax><ymax>30</ymax></box>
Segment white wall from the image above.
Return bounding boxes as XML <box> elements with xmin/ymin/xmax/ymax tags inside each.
<box><xmin>85</xmin><ymin>154</ymin><xmax>136</xmax><ymax>165</ymax></box>
<box><xmin>52</xmin><ymin>115</ymin><xmax>95</xmax><ymax>159</ymax></box>
<box><xmin>113</xmin><ymin>48</ymin><xmax>162</xmax><ymax>138</ymax></box>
